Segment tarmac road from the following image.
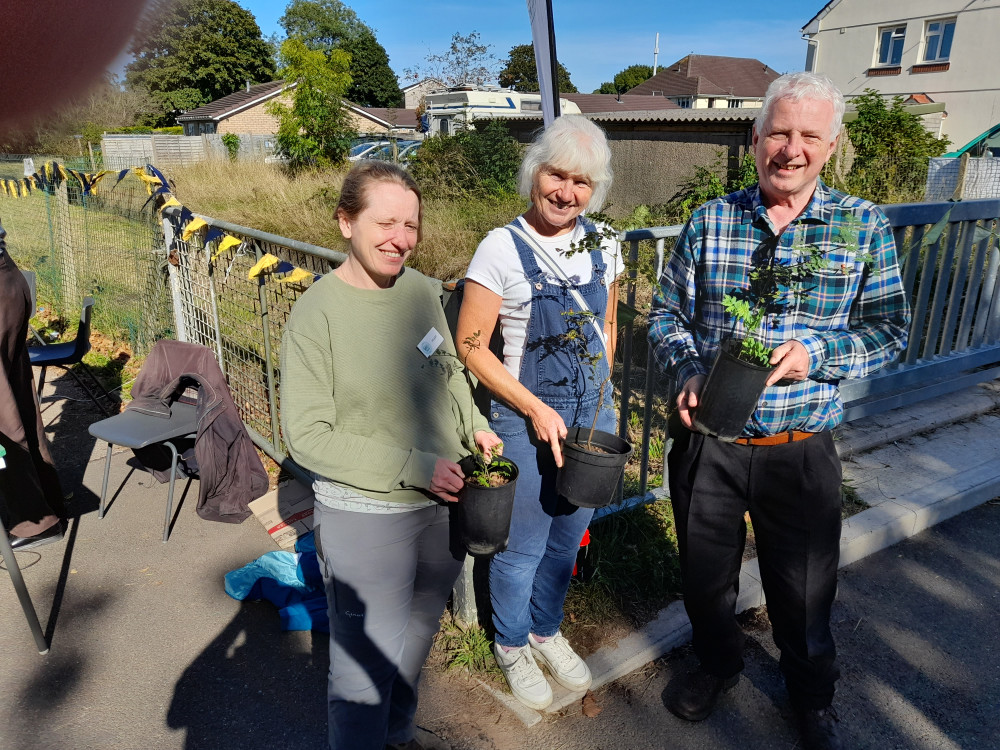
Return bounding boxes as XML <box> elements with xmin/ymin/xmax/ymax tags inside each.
<box><xmin>417</xmin><ymin>498</ymin><xmax>1000</xmax><ymax>750</ymax></box>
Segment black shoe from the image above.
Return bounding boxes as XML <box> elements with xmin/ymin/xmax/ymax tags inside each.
<box><xmin>797</xmin><ymin>706</ymin><xmax>842</xmax><ymax>750</ymax></box>
<box><xmin>666</xmin><ymin>667</ymin><xmax>739</xmax><ymax>721</ymax></box>
<box><xmin>9</xmin><ymin>519</ymin><xmax>66</xmax><ymax>551</ymax></box>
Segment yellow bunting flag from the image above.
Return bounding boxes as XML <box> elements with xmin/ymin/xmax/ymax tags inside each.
<box><xmin>276</xmin><ymin>267</ymin><xmax>314</xmax><ymax>285</ymax></box>
<box><xmin>247</xmin><ymin>253</ymin><xmax>280</xmax><ymax>279</ymax></box>
<box><xmin>181</xmin><ymin>217</ymin><xmax>208</xmax><ymax>242</ymax></box>
<box><xmin>158</xmin><ymin>196</ymin><xmax>180</xmax><ymax>215</ymax></box>
<box><xmin>211</xmin><ymin>234</ymin><xmax>243</xmax><ymax>262</ymax></box>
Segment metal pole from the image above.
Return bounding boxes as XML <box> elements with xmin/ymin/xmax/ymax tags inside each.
<box><xmin>0</xmin><ymin>447</ymin><xmax>49</xmax><ymax>654</ymax></box>
<box><xmin>161</xmin><ymin>217</ymin><xmax>188</xmax><ymax>342</ymax></box>
<box><xmin>545</xmin><ymin>0</ymin><xmax>561</xmax><ymax>119</ymax></box>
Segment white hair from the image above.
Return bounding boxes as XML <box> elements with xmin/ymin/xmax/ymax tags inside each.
<box><xmin>755</xmin><ymin>72</ymin><xmax>845</xmax><ymax>141</ymax></box>
<box><xmin>518</xmin><ymin>115</ymin><xmax>613</xmax><ymax>211</ymax></box>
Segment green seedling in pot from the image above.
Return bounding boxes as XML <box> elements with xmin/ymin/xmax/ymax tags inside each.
<box><xmin>561</xmin><ymin>308</ymin><xmax>613</xmax><ymax>451</ymax></box>
<box><xmin>425</xmin><ymin>331</ymin><xmax>510</xmax><ymax>488</ymax></box>
<box><xmin>722</xmin><ymin>215</ymin><xmax>874</xmax><ymax>367</ymax></box>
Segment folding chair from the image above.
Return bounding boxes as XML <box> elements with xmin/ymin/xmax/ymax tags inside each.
<box><xmin>0</xmin><ymin>446</ymin><xmax>49</xmax><ymax>654</ymax></box>
<box><xmin>88</xmin><ymin>399</ymin><xmax>199</xmax><ymax>543</ymax></box>
<box><xmin>28</xmin><ymin>296</ymin><xmax>118</xmax><ymax>416</ymax></box>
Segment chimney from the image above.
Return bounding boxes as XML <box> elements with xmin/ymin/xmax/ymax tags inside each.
<box><xmin>246</xmin><ymin>80</ymin><xmax>250</xmax><ymax>93</ymax></box>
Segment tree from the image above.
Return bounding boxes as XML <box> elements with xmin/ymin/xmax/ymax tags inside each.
<box><xmin>279</xmin><ymin>0</ymin><xmax>402</xmax><ymax>108</ymax></box>
<box><xmin>279</xmin><ymin>0</ymin><xmax>366</xmax><ymax>54</ymax></box>
<box><xmin>595</xmin><ymin>64</ymin><xmax>653</xmax><ymax>95</ymax></box>
<box><xmin>498</xmin><ymin>44</ymin><xmax>577</xmax><ymax>93</ymax></box>
<box><xmin>407</xmin><ymin>31</ymin><xmax>499</xmax><ymax>87</ymax></box>
<box><xmin>336</xmin><ymin>29</ymin><xmax>403</xmax><ymax>107</ymax></box>
<box><xmin>126</xmin><ymin>0</ymin><xmax>276</xmax><ymax>126</ymax></box>
<box><xmin>266</xmin><ymin>38</ymin><xmax>355</xmax><ymax>169</ymax></box>
<box><xmin>837</xmin><ymin>89</ymin><xmax>951</xmax><ymax>203</ymax></box>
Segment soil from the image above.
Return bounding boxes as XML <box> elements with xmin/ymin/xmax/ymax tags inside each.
<box><xmin>568</xmin><ymin>441</ymin><xmax>612</xmax><ymax>455</ymax></box>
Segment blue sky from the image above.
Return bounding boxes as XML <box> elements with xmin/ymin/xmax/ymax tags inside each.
<box><xmin>240</xmin><ymin>0</ymin><xmax>820</xmax><ymax>94</ymax></box>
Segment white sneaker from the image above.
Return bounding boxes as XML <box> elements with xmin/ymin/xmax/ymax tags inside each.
<box><xmin>493</xmin><ymin>642</ymin><xmax>553</xmax><ymax>710</ymax></box>
<box><xmin>528</xmin><ymin>631</ymin><xmax>592</xmax><ymax>692</ymax></box>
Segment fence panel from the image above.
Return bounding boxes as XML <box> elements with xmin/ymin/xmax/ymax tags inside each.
<box><xmin>1</xmin><ymin>168</ymin><xmax>171</xmax><ymax>355</ymax></box>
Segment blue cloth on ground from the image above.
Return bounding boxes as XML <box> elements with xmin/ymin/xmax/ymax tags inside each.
<box><xmin>224</xmin><ymin>532</ymin><xmax>329</xmax><ymax>631</ymax></box>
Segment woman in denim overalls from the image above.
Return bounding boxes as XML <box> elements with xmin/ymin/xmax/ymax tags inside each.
<box><xmin>457</xmin><ymin>116</ymin><xmax>621</xmax><ymax>710</ymax></box>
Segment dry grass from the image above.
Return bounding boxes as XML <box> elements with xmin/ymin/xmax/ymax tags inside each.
<box><xmin>165</xmin><ymin>159</ymin><xmax>525</xmax><ymax>281</ymax></box>
<box><xmin>168</xmin><ymin>160</ymin><xmax>346</xmax><ymax>251</ymax></box>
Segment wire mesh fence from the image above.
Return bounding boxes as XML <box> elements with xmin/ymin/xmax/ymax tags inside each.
<box><xmin>0</xmin><ymin>162</ymin><xmax>172</xmax><ymax>355</ymax></box>
<box><xmin>164</xmin><ymin>211</ymin><xmax>345</xmax><ymax>459</ymax></box>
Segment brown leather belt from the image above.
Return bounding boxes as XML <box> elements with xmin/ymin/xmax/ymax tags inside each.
<box><xmin>732</xmin><ymin>430</ymin><xmax>815</xmax><ymax>446</ymax></box>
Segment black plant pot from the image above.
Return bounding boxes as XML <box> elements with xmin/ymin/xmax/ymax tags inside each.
<box><xmin>557</xmin><ymin>427</ymin><xmax>633</xmax><ymax>509</ymax></box>
<box><xmin>456</xmin><ymin>456</ymin><xmax>518</xmax><ymax>556</ymax></box>
<box><xmin>692</xmin><ymin>339</ymin><xmax>773</xmax><ymax>441</ymax></box>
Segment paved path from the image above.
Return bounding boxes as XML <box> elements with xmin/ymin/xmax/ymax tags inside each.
<box><xmin>1</xmin><ymin>375</ymin><xmax>998</xmax><ymax>750</ymax></box>
<box><xmin>417</xmin><ymin>499</ymin><xmax>1000</xmax><ymax>750</ymax></box>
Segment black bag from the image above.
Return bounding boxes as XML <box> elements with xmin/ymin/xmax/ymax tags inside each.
<box><xmin>442</xmin><ymin>278</ymin><xmax>504</xmax><ymax>419</ymax></box>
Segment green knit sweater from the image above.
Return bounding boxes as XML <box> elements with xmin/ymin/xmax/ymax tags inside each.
<box><xmin>280</xmin><ymin>268</ymin><xmax>491</xmax><ymax>506</ymax></box>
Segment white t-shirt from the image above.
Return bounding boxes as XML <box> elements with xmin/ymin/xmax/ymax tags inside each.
<box><xmin>465</xmin><ymin>216</ymin><xmax>624</xmax><ymax>379</ymax></box>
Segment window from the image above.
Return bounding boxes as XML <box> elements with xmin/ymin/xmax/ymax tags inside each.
<box><xmin>877</xmin><ymin>25</ymin><xmax>906</xmax><ymax>66</ymax></box>
<box><xmin>674</xmin><ymin>96</ymin><xmax>692</xmax><ymax>109</ymax></box>
<box><xmin>727</xmin><ymin>99</ymin><xmax>743</xmax><ymax>108</ymax></box>
<box><xmin>924</xmin><ymin>18</ymin><xmax>955</xmax><ymax>62</ymax></box>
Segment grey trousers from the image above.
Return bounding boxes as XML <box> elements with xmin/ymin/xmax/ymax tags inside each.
<box><xmin>314</xmin><ymin>501</ymin><xmax>463</xmax><ymax>750</ymax></box>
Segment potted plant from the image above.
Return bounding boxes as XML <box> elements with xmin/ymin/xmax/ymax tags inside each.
<box><xmin>693</xmin><ymin>218</ymin><xmax>872</xmax><ymax>440</ymax></box>
<box><xmin>427</xmin><ymin>332</ymin><xmax>518</xmax><ymax>556</ymax></box>
<box><xmin>541</xmin><ymin>220</ymin><xmax>635</xmax><ymax>509</ymax></box>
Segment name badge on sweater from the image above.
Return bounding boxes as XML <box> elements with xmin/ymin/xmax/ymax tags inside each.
<box><xmin>417</xmin><ymin>327</ymin><xmax>444</xmax><ymax>358</ymax></box>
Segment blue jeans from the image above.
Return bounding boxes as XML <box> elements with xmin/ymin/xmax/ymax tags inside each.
<box><xmin>489</xmin><ymin>399</ymin><xmax>615</xmax><ymax>647</ymax></box>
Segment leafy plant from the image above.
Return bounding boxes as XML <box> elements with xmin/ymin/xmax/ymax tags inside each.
<box><xmin>266</xmin><ymin>38</ymin><xmax>356</xmax><ymax>169</ymax></box>
<box><xmin>826</xmin><ymin>89</ymin><xmax>951</xmax><ymax>204</ymax></box>
<box><xmin>425</xmin><ymin>331</ymin><xmax>508</xmax><ymax>487</ymax></box>
<box><xmin>669</xmin><ymin>151</ymin><xmax>758</xmax><ymax>224</ymax></box>
<box><xmin>561</xmin><ymin>308</ymin><xmax>612</xmax><ymax>450</ymax></box>
<box><xmin>221</xmin><ymin>133</ymin><xmax>241</xmax><ymax>161</ymax></box>
<box><xmin>408</xmin><ymin>120</ymin><xmax>523</xmax><ymax>199</ymax></box>
<box><xmin>722</xmin><ymin>215</ymin><xmax>873</xmax><ymax>366</ymax></box>
<box><xmin>437</xmin><ymin>615</ymin><xmax>502</xmax><ymax>677</ymax></box>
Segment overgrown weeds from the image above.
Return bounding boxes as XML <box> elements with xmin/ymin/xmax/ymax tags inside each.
<box><xmin>166</xmin><ymin>159</ymin><xmax>525</xmax><ymax>282</ymax></box>
<box><xmin>437</xmin><ymin>612</ymin><xmax>503</xmax><ymax>681</ymax></box>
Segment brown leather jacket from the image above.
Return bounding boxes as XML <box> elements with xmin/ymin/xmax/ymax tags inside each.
<box><xmin>129</xmin><ymin>339</ymin><xmax>267</xmax><ymax>523</ymax></box>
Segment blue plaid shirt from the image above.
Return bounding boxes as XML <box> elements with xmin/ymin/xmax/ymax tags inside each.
<box><xmin>648</xmin><ymin>181</ymin><xmax>911</xmax><ymax>436</ymax></box>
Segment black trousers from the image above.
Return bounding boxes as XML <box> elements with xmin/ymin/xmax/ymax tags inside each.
<box><xmin>668</xmin><ymin>423</ymin><xmax>842</xmax><ymax>711</ymax></box>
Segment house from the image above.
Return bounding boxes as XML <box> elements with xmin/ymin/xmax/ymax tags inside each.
<box><xmin>625</xmin><ymin>55</ymin><xmax>781</xmax><ymax>110</ymax></box>
<box><xmin>176</xmin><ymin>80</ymin><xmax>290</xmax><ymax>136</ymax></box>
<box><xmin>802</xmin><ymin>0</ymin><xmax>1000</xmax><ymax>149</ymax></box>
<box><xmin>561</xmin><ymin>94</ymin><xmax>681</xmax><ymax>115</ymax></box>
<box><xmin>344</xmin><ymin>104</ymin><xmax>421</xmax><ymax>139</ymax></box>
<box><xmin>401</xmin><ymin>77</ymin><xmax>445</xmax><ymax>109</ymax></box>
<box><xmin>176</xmin><ymin>80</ymin><xmax>421</xmax><ymax>140</ymax></box>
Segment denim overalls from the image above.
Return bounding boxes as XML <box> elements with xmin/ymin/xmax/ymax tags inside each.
<box><xmin>489</xmin><ymin>218</ymin><xmax>616</xmax><ymax>647</ymax></box>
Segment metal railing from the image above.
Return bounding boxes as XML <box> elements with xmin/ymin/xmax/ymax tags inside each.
<box><xmin>161</xmin><ymin>207</ymin><xmax>345</xmax><ymax>486</ymax></box>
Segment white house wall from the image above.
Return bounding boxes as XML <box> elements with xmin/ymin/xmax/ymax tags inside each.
<box><xmin>805</xmin><ymin>0</ymin><xmax>1000</xmax><ymax>147</ymax></box>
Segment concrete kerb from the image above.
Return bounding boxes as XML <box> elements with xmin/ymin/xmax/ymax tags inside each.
<box><xmin>500</xmin><ymin>381</ymin><xmax>1000</xmax><ymax>721</ymax></box>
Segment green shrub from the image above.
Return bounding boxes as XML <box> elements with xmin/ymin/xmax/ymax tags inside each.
<box><xmin>221</xmin><ymin>132</ymin><xmax>241</xmax><ymax>160</ymax></box>
<box><xmin>409</xmin><ymin>120</ymin><xmax>523</xmax><ymax>199</ymax></box>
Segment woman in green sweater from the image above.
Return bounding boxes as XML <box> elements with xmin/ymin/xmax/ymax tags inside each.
<box><xmin>281</xmin><ymin>161</ymin><xmax>502</xmax><ymax>750</ymax></box>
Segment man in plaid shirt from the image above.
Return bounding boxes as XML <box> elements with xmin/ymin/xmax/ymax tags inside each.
<box><xmin>648</xmin><ymin>73</ymin><xmax>910</xmax><ymax>750</ymax></box>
